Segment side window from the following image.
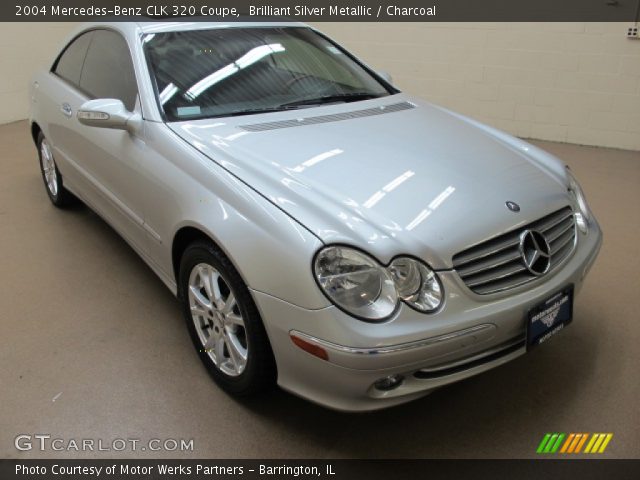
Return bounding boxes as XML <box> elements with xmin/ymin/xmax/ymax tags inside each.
<box><xmin>79</xmin><ymin>30</ymin><xmax>138</xmax><ymax>111</ymax></box>
<box><xmin>52</xmin><ymin>31</ymin><xmax>94</xmax><ymax>86</ymax></box>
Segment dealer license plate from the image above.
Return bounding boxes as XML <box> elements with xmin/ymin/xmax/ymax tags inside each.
<box><xmin>527</xmin><ymin>286</ymin><xmax>574</xmax><ymax>348</ymax></box>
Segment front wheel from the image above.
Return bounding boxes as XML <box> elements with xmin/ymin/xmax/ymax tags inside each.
<box><xmin>179</xmin><ymin>241</ymin><xmax>276</xmax><ymax>396</ymax></box>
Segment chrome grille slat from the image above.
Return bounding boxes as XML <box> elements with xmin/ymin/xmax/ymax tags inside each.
<box><xmin>551</xmin><ymin>243</ymin><xmax>574</xmax><ymax>268</ymax></box>
<box><xmin>546</xmin><ymin>216</ymin><xmax>575</xmax><ymax>243</ymax></box>
<box><xmin>550</xmin><ymin>228</ymin><xmax>575</xmax><ymax>254</ymax></box>
<box><xmin>453</xmin><ymin>206</ymin><xmax>576</xmax><ymax>295</ymax></box>
<box><xmin>534</xmin><ymin>212</ymin><xmax>573</xmax><ymax>233</ymax></box>
<box><xmin>452</xmin><ymin>235</ymin><xmax>521</xmax><ymax>266</ymax></box>
<box><xmin>457</xmin><ymin>248</ymin><xmax>521</xmax><ymax>278</ymax></box>
<box><xmin>464</xmin><ymin>261</ymin><xmax>527</xmax><ymax>288</ymax></box>
<box><xmin>474</xmin><ymin>273</ymin><xmax>535</xmax><ymax>295</ymax></box>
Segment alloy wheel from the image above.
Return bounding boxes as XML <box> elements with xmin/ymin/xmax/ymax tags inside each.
<box><xmin>187</xmin><ymin>263</ymin><xmax>248</xmax><ymax>377</ymax></box>
<box><xmin>40</xmin><ymin>139</ymin><xmax>58</xmax><ymax>197</ymax></box>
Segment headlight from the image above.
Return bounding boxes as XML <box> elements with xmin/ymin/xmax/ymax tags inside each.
<box><xmin>566</xmin><ymin>168</ymin><xmax>590</xmax><ymax>233</ymax></box>
<box><xmin>389</xmin><ymin>257</ymin><xmax>442</xmax><ymax>312</ymax></box>
<box><xmin>314</xmin><ymin>246</ymin><xmax>443</xmax><ymax>321</ymax></box>
<box><xmin>314</xmin><ymin>246</ymin><xmax>398</xmax><ymax>320</ymax></box>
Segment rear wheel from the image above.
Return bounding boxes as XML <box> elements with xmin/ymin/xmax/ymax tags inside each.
<box><xmin>179</xmin><ymin>241</ymin><xmax>276</xmax><ymax>395</ymax></box>
<box><xmin>37</xmin><ymin>132</ymin><xmax>76</xmax><ymax>207</ymax></box>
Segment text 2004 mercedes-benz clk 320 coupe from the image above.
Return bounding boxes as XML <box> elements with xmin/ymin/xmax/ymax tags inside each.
<box><xmin>30</xmin><ymin>21</ymin><xmax>601</xmax><ymax>411</ymax></box>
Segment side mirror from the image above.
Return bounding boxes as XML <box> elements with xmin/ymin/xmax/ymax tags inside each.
<box><xmin>77</xmin><ymin>99</ymin><xmax>141</xmax><ymax>132</ymax></box>
<box><xmin>376</xmin><ymin>70</ymin><xmax>393</xmax><ymax>86</ymax></box>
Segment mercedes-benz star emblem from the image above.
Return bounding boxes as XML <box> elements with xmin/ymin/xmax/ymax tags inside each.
<box><xmin>506</xmin><ymin>201</ymin><xmax>520</xmax><ymax>212</ymax></box>
<box><xmin>519</xmin><ymin>229</ymin><xmax>551</xmax><ymax>276</ymax></box>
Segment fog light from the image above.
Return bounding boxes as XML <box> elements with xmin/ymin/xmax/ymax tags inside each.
<box><xmin>374</xmin><ymin>374</ymin><xmax>404</xmax><ymax>391</ymax></box>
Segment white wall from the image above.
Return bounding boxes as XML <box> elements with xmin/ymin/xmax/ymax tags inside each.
<box><xmin>1</xmin><ymin>22</ymin><xmax>639</xmax><ymax>150</ymax></box>
<box><xmin>0</xmin><ymin>23</ymin><xmax>73</xmax><ymax>124</ymax></box>
<box><xmin>317</xmin><ymin>22</ymin><xmax>640</xmax><ymax>151</ymax></box>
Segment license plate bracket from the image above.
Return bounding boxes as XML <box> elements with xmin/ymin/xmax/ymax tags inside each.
<box><xmin>527</xmin><ymin>285</ymin><xmax>574</xmax><ymax>349</ymax></box>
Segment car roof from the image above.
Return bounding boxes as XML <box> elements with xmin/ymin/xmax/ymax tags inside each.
<box><xmin>136</xmin><ymin>20</ymin><xmax>308</xmax><ymax>34</ymax></box>
<box><xmin>61</xmin><ymin>20</ymin><xmax>309</xmax><ymax>45</ymax></box>
<box><xmin>55</xmin><ymin>20</ymin><xmax>312</xmax><ymax>63</ymax></box>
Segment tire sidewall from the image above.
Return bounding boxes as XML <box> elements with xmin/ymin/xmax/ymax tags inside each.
<box><xmin>179</xmin><ymin>243</ymin><xmax>269</xmax><ymax>395</ymax></box>
<box><xmin>37</xmin><ymin>133</ymin><xmax>61</xmax><ymax>204</ymax></box>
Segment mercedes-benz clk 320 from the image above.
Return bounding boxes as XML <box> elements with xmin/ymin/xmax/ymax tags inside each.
<box><xmin>30</xmin><ymin>21</ymin><xmax>602</xmax><ymax>411</ymax></box>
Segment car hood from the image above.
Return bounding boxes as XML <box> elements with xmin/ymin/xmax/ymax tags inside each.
<box><xmin>169</xmin><ymin>93</ymin><xmax>570</xmax><ymax>269</ymax></box>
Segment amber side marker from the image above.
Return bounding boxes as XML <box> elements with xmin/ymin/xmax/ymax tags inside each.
<box><xmin>290</xmin><ymin>334</ymin><xmax>329</xmax><ymax>361</ymax></box>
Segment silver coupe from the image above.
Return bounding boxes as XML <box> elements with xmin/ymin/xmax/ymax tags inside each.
<box><xmin>29</xmin><ymin>21</ymin><xmax>602</xmax><ymax>411</ymax></box>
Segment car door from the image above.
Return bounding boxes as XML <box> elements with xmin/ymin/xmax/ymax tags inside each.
<box><xmin>52</xmin><ymin>29</ymin><xmax>152</xmax><ymax>253</ymax></box>
<box><xmin>43</xmin><ymin>30</ymin><xmax>95</xmax><ymax>199</ymax></box>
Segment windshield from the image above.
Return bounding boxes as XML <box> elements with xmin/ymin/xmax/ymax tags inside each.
<box><xmin>144</xmin><ymin>27</ymin><xmax>393</xmax><ymax>121</ymax></box>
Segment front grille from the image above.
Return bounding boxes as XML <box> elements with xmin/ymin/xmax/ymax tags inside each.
<box><xmin>452</xmin><ymin>206</ymin><xmax>576</xmax><ymax>295</ymax></box>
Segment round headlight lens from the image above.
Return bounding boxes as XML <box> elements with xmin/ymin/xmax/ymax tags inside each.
<box><xmin>388</xmin><ymin>257</ymin><xmax>422</xmax><ymax>297</ymax></box>
<box><xmin>390</xmin><ymin>257</ymin><xmax>443</xmax><ymax>312</ymax></box>
<box><xmin>314</xmin><ymin>246</ymin><xmax>397</xmax><ymax>321</ymax></box>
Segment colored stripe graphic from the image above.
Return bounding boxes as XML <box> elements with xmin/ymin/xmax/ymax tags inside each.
<box><xmin>574</xmin><ymin>433</ymin><xmax>589</xmax><ymax>453</ymax></box>
<box><xmin>537</xmin><ymin>433</ymin><xmax>565</xmax><ymax>453</ymax></box>
<box><xmin>538</xmin><ymin>433</ymin><xmax>613</xmax><ymax>454</ymax></box>
<box><xmin>584</xmin><ymin>433</ymin><xmax>598</xmax><ymax>453</ymax></box>
<box><xmin>544</xmin><ymin>433</ymin><xmax>559</xmax><ymax>453</ymax></box>
<box><xmin>560</xmin><ymin>433</ymin><xmax>575</xmax><ymax>453</ymax></box>
<box><xmin>598</xmin><ymin>434</ymin><xmax>613</xmax><ymax>453</ymax></box>
<box><xmin>568</xmin><ymin>433</ymin><xmax>583</xmax><ymax>453</ymax></box>
<box><xmin>550</xmin><ymin>434</ymin><xmax>565</xmax><ymax>453</ymax></box>
<box><xmin>536</xmin><ymin>434</ymin><xmax>552</xmax><ymax>453</ymax></box>
<box><xmin>585</xmin><ymin>433</ymin><xmax>614</xmax><ymax>453</ymax></box>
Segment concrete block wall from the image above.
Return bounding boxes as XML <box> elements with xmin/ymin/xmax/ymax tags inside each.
<box><xmin>318</xmin><ymin>22</ymin><xmax>640</xmax><ymax>150</ymax></box>
<box><xmin>0</xmin><ymin>23</ymin><xmax>73</xmax><ymax>125</ymax></box>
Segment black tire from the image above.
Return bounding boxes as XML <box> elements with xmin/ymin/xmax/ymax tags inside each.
<box><xmin>179</xmin><ymin>240</ymin><xmax>277</xmax><ymax>396</ymax></box>
<box><xmin>37</xmin><ymin>132</ymin><xmax>76</xmax><ymax>208</ymax></box>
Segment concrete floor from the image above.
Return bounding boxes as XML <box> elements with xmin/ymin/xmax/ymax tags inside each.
<box><xmin>1</xmin><ymin>120</ymin><xmax>639</xmax><ymax>459</ymax></box>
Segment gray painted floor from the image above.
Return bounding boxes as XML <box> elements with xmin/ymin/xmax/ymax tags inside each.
<box><xmin>1</xmin><ymin>120</ymin><xmax>638</xmax><ymax>459</ymax></box>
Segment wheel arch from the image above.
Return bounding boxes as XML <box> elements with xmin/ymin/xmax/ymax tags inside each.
<box><xmin>168</xmin><ymin>198</ymin><xmax>328</xmax><ymax>310</ymax></box>
<box><xmin>171</xmin><ymin>224</ymin><xmax>245</xmax><ymax>301</ymax></box>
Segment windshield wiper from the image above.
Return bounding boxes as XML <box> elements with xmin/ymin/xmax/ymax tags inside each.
<box><xmin>200</xmin><ymin>93</ymin><xmax>383</xmax><ymax>119</ymax></box>
<box><xmin>279</xmin><ymin>93</ymin><xmax>383</xmax><ymax>108</ymax></box>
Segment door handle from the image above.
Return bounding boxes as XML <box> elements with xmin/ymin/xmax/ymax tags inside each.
<box><xmin>61</xmin><ymin>103</ymin><xmax>72</xmax><ymax>118</ymax></box>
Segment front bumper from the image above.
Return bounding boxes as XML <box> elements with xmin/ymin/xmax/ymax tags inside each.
<box><xmin>252</xmin><ymin>219</ymin><xmax>602</xmax><ymax>411</ymax></box>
